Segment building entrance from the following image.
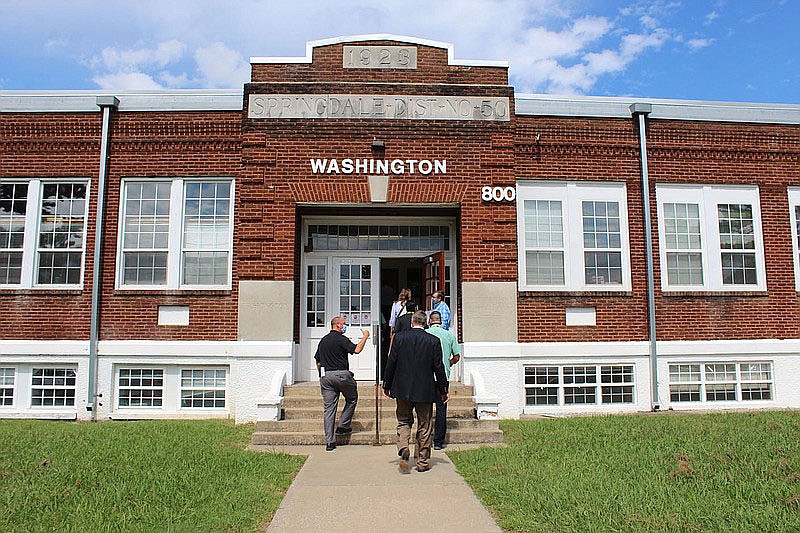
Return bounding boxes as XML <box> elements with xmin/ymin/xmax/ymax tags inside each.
<box><xmin>299</xmin><ymin>216</ymin><xmax>456</xmax><ymax>382</ymax></box>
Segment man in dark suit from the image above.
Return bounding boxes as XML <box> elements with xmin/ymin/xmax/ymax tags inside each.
<box><xmin>383</xmin><ymin>310</ymin><xmax>449</xmax><ymax>473</ymax></box>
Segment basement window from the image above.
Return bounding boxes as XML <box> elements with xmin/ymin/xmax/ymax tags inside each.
<box><xmin>0</xmin><ymin>368</ymin><xmax>15</xmax><ymax>406</ymax></box>
<box><xmin>525</xmin><ymin>364</ymin><xmax>635</xmax><ymax>406</ymax></box>
<box><xmin>668</xmin><ymin>362</ymin><xmax>773</xmax><ymax>403</ymax></box>
<box><xmin>31</xmin><ymin>367</ymin><xmax>76</xmax><ymax>407</ymax></box>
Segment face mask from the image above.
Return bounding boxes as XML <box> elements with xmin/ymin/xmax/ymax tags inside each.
<box><xmin>340</xmin><ymin>324</ymin><xmax>348</xmax><ymax>334</ymax></box>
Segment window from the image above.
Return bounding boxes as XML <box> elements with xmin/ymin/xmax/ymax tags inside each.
<box><xmin>31</xmin><ymin>367</ymin><xmax>76</xmax><ymax>407</ymax></box>
<box><xmin>517</xmin><ymin>182</ymin><xmax>631</xmax><ymax>291</ymax></box>
<box><xmin>656</xmin><ymin>185</ymin><xmax>765</xmax><ymax>291</ymax></box>
<box><xmin>118</xmin><ymin>179</ymin><xmax>233</xmax><ymax>289</ymax></box>
<box><xmin>306</xmin><ymin>264</ymin><xmax>326</xmax><ymax>328</ymax></box>
<box><xmin>180</xmin><ymin>368</ymin><xmax>226</xmax><ymax>408</ymax></box>
<box><xmin>0</xmin><ymin>368</ymin><xmax>15</xmax><ymax>406</ymax></box>
<box><xmin>788</xmin><ymin>188</ymin><xmax>800</xmax><ymax>291</ymax></box>
<box><xmin>118</xmin><ymin>368</ymin><xmax>164</xmax><ymax>407</ymax></box>
<box><xmin>668</xmin><ymin>362</ymin><xmax>773</xmax><ymax>403</ymax></box>
<box><xmin>525</xmin><ymin>364</ymin><xmax>635</xmax><ymax>406</ymax></box>
<box><xmin>0</xmin><ymin>180</ymin><xmax>89</xmax><ymax>288</ymax></box>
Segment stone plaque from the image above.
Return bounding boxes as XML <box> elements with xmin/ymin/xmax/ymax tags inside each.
<box><xmin>343</xmin><ymin>45</ymin><xmax>417</xmax><ymax>69</ymax></box>
<box><xmin>248</xmin><ymin>94</ymin><xmax>510</xmax><ymax>121</ymax></box>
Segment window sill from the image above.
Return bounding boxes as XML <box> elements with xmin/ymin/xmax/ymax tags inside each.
<box><xmin>113</xmin><ymin>289</ymin><xmax>233</xmax><ymax>297</ymax></box>
<box><xmin>0</xmin><ymin>288</ymin><xmax>83</xmax><ymax>296</ymax></box>
<box><xmin>661</xmin><ymin>291</ymin><xmax>768</xmax><ymax>297</ymax></box>
<box><xmin>519</xmin><ymin>290</ymin><xmax>633</xmax><ymax>298</ymax></box>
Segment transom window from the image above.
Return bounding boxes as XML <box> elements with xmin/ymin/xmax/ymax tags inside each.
<box><xmin>307</xmin><ymin>224</ymin><xmax>450</xmax><ymax>252</ymax></box>
<box><xmin>525</xmin><ymin>364</ymin><xmax>635</xmax><ymax>406</ymax></box>
<box><xmin>517</xmin><ymin>181</ymin><xmax>631</xmax><ymax>291</ymax></box>
<box><xmin>656</xmin><ymin>185</ymin><xmax>765</xmax><ymax>291</ymax></box>
<box><xmin>118</xmin><ymin>368</ymin><xmax>164</xmax><ymax>407</ymax></box>
<box><xmin>669</xmin><ymin>362</ymin><xmax>773</xmax><ymax>403</ymax></box>
<box><xmin>0</xmin><ymin>180</ymin><xmax>89</xmax><ymax>288</ymax></box>
<box><xmin>181</xmin><ymin>368</ymin><xmax>226</xmax><ymax>408</ymax></box>
<box><xmin>118</xmin><ymin>179</ymin><xmax>233</xmax><ymax>289</ymax></box>
<box><xmin>31</xmin><ymin>367</ymin><xmax>76</xmax><ymax>407</ymax></box>
<box><xmin>0</xmin><ymin>368</ymin><xmax>15</xmax><ymax>406</ymax></box>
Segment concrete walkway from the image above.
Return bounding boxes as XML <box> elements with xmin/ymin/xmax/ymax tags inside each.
<box><xmin>252</xmin><ymin>443</ymin><xmax>503</xmax><ymax>533</ymax></box>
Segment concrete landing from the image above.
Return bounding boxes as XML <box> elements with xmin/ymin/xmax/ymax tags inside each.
<box><xmin>252</xmin><ymin>443</ymin><xmax>502</xmax><ymax>533</ymax></box>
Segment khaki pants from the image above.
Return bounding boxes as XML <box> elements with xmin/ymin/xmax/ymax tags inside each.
<box><xmin>395</xmin><ymin>399</ymin><xmax>433</xmax><ymax>470</ymax></box>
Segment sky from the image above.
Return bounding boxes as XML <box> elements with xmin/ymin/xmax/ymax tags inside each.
<box><xmin>0</xmin><ymin>0</ymin><xmax>797</xmax><ymax>104</ymax></box>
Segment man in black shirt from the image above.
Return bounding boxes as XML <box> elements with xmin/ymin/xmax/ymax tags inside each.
<box><xmin>314</xmin><ymin>316</ymin><xmax>370</xmax><ymax>451</ymax></box>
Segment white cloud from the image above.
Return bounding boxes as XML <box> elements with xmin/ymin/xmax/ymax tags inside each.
<box><xmin>193</xmin><ymin>42</ymin><xmax>249</xmax><ymax>88</ymax></box>
<box><xmin>704</xmin><ymin>11</ymin><xmax>719</xmax><ymax>24</ymax></box>
<box><xmin>99</xmin><ymin>40</ymin><xmax>186</xmax><ymax>71</ymax></box>
<box><xmin>93</xmin><ymin>71</ymin><xmax>163</xmax><ymax>90</ymax></box>
<box><xmin>687</xmin><ymin>38</ymin><xmax>715</xmax><ymax>51</ymax></box>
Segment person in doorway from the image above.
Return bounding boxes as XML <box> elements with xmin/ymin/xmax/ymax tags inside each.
<box><xmin>383</xmin><ymin>311</ymin><xmax>448</xmax><ymax>473</ymax></box>
<box><xmin>392</xmin><ymin>299</ymin><xmax>417</xmax><ymax>335</ymax></box>
<box><xmin>431</xmin><ymin>291</ymin><xmax>451</xmax><ymax>330</ymax></box>
<box><xmin>426</xmin><ymin>310</ymin><xmax>461</xmax><ymax>450</ymax></box>
<box><xmin>314</xmin><ymin>316</ymin><xmax>370</xmax><ymax>451</ymax></box>
<box><xmin>388</xmin><ymin>288</ymin><xmax>412</xmax><ymax>331</ymax></box>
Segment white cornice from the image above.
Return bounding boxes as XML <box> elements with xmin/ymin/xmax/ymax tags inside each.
<box><xmin>0</xmin><ymin>89</ymin><xmax>243</xmax><ymax>113</ymax></box>
<box><xmin>515</xmin><ymin>93</ymin><xmax>800</xmax><ymax>124</ymax></box>
<box><xmin>250</xmin><ymin>34</ymin><xmax>509</xmax><ymax>68</ymax></box>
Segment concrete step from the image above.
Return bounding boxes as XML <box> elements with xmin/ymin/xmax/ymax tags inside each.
<box><xmin>281</xmin><ymin>396</ymin><xmax>475</xmax><ymax>409</ymax></box>
<box><xmin>282</xmin><ymin>383</ymin><xmax>474</xmax><ymax>398</ymax></box>
<box><xmin>256</xmin><ymin>418</ymin><xmax>499</xmax><ymax>433</ymax></box>
<box><xmin>250</xmin><ymin>428</ymin><xmax>504</xmax><ymax>446</ymax></box>
<box><xmin>280</xmin><ymin>405</ymin><xmax>477</xmax><ymax>420</ymax></box>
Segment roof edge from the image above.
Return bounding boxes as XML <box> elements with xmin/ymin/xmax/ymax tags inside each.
<box><xmin>515</xmin><ymin>93</ymin><xmax>800</xmax><ymax>125</ymax></box>
<box><xmin>0</xmin><ymin>89</ymin><xmax>243</xmax><ymax>113</ymax></box>
<box><xmin>250</xmin><ymin>34</ymin><xmax>508</xmax><ymax>68</ymax></box>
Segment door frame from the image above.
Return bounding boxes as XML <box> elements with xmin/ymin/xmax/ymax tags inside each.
<box><xmin>298</xmin><ymin>215</ymin><xmax>459</xmax><ymax>382</ymax></box>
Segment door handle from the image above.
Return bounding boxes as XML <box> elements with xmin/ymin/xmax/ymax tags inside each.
<box><xmin>372</xmin><ymin>324</ymin><xmax>379</xmax><ymax>346</ymax></box>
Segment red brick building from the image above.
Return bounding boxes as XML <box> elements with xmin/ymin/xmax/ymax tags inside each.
<box><xmin>1</xmin><ymin>35</ymin><xmax>799</xmax><ymax>422</ymax></box>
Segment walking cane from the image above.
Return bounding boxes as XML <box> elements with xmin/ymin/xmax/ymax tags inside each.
<box><xmin>372</xmin><ymin>324</ymin><xmax>381</xmax><ymax>446</ymax></box>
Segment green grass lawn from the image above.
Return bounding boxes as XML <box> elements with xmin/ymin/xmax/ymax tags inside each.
<box><xmin>0</xmin><ymin>419</ymin><xmax>304</xmax><ymax>532</ymax></box>
<box><xmin>449</xmin><ymin>410</ymin><xmax>800</xmax><ymax>532</ymax></box>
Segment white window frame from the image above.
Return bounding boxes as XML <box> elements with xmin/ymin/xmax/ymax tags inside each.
<box><xmin>179</xmin><ymin>367</ymin><xmax>227</xmax><ymax>410</ymax></box>
<box><xmin>0</xmin><ymin>178</ymin><xmax>90</xmax><ymax>289</ymax></box>
<box><xmin>0</xmin><ymin>367</ymin><xmax>16</xmax><ymax>407</ymax></box>
<box><xmin>30</xmin><ymin>366</ymin><xmax>77</xmax><ymax>408</ymax></box>
<box><xmin>668</xmin><ymin>361</ymin><xmax>774</xmax><ymax>403</ymax></box>
<box><xmin>115</xmin><ymin>178</ymin><xmax>235</xmax><ymax>290</ymax></box>
<box><xmin>116</xmin><ymin>367</ymin><xmax>165</xmax><ymax>409</ymax></box>
<box><xmin>788</xmin><ymin>187</ymin><xmax>800</xmax><ymax>291</ymax></box>
<box><xmin>656</xmin><ymin>184</ymin><xmax>766</xmax><ymax>292</ymax></box>
<box><xmin>524</xmin><ymin>364</ymin><xmax>636</xmax><ymax>407</ymax></box>
<box><xmin>516</xmin><ymin>181</ymin><xmax>632</xmax><ymax>292</ymax></box>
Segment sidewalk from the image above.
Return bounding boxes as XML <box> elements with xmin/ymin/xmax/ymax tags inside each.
<box><xmin>251</xmin><ymin>443</ymin><xmax>503</xmax><ymax>533</ymax></box>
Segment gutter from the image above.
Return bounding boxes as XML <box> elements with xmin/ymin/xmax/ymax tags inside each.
<box><xmin>87</xmin><ymin>95</ymin><xmax>119</xmax><ymax>419</ymax></box>
<box><xmin>630</xmin><ymin>103</ymin><xmax>661</xmax><ymax>411</ymax></box>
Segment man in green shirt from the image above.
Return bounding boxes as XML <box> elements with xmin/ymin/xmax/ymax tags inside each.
<box><xmin>426</xmin><ymin>310</ymin><xmax>461</xmax><ymax>450</ymax></box>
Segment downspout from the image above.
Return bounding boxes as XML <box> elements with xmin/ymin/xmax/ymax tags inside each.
<box><xmin>88</xmin><ymin>95</ymin><xmax>119</xmax><ymax>420</ymax></box>
<box><xmin>629</xmin><ymin>103</ymin><xmax>661</xmax><ymax>411</ymax></box>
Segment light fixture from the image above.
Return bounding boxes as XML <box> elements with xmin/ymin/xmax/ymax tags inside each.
<box><xmin>371</xmin><ymin>139</ymin><xmax>385</xmax><ymax>150</ymax></box>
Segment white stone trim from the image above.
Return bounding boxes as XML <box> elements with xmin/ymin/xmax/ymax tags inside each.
<box><xmin>0</xmin><ymin>90</ymin><xmax>243</xmax><ymax>113</ymax></box>
<box><xmin>250</xmin><ymin>34</ymin><xmax>508</xmax><ymax>67</ymax></box>
<box><xmin>0</xmin><ymin>340</ymin><xmax>293</xmax><ymax>358</ymax></box>
<box><xmin>516</xmin><ymin>93</ymin><xmax>800</xmax><ymax>124</ymax></box>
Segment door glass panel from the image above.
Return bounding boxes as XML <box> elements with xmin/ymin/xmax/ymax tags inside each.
<box><xmin>339</xmin><ymin>263</ymin><xmax>372</xmax><ymax>326</ymax></box>
<box><xmin>306</xmin><ymin>264</ymin><xmax>326</xmax><ymax>327</ymax></box>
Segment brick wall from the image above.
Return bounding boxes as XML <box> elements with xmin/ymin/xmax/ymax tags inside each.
<box><xmin>0</xmin><ymin>113</ymin><xmax>101</xmax><ymax>339</ymax></box>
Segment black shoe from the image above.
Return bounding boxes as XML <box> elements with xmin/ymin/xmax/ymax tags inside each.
<box><xmin>433</xmin><ymin>443</ymin><xmax>444</xmax><ymax>450</ymax></box>
<box><xmin>335</xmin><ymin>426</ymin><xmax>353</xmax><ymax>435</ymax></box>
<box><xmin>399</xmin><ymin>447</ymin><xmax>411</xmax><ymax>474</ymax></box>
<box><xmin>325</xmin><ymin>443</ymin><xmax>336</xmax><ymax>452</ymax></box>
